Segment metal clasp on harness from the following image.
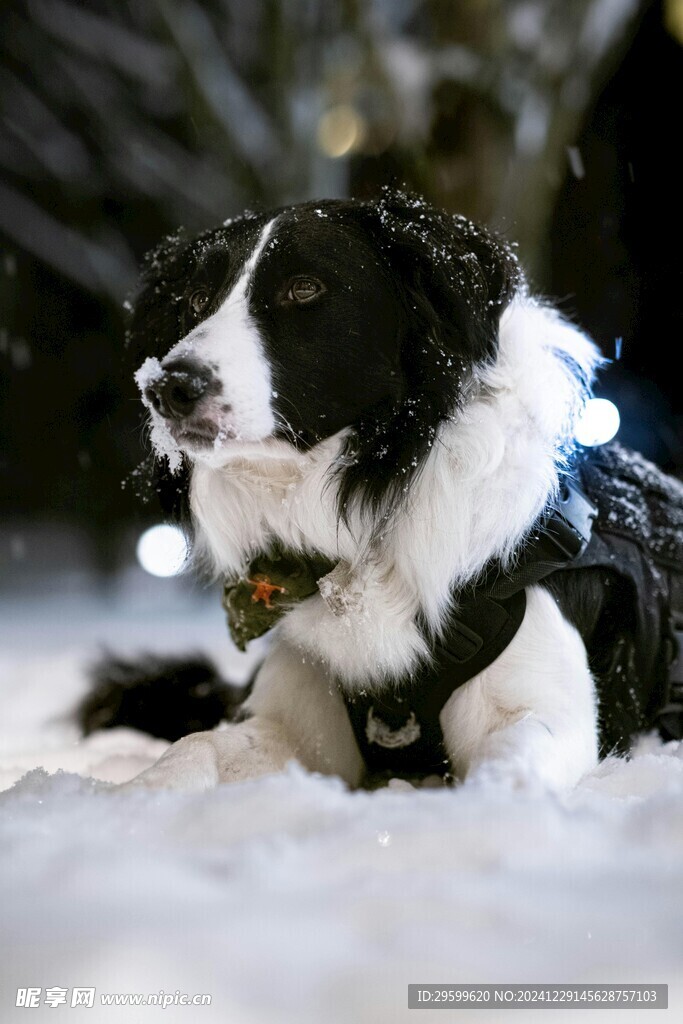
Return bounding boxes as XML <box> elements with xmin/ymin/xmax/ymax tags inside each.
<box><xmin>543</xmin><ymin>478</ymin><xmax>597</xmax><ymax>560</ymax></box>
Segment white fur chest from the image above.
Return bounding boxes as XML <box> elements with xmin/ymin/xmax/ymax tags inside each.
<box><xmin>187</xmin><ymin>300</ymin><xmax>602</xmax><ymax>691</ymax></box>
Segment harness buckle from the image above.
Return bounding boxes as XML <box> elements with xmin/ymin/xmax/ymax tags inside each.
<box><xmin>542</xmin><ymin>478</ymin><xmax>597</xmax><ymax>561</ymax></box>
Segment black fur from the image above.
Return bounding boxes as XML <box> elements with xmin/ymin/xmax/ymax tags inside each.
<box><xmin>332</xmin><ymin>194</ymin><xmax>521</xmax><ymax>523</ymax></box>
<box><xmin>78</xmin><ymin>653</ymin><xmax>250</xmax><ymax>741</ymax></box>
<box><xmin>125</xmin><ymin>216</ymin><xmax>269</xmax><ymax>367</ymax></box>
<box><xmin>541</xmin><ymin>568</ymin><xmax>636</xmax><ymax>756</ymax></box>
<box><xmin>125</xmin><ymin>190</ymin><xmax>520</xmax><ymax>530</ymax></box>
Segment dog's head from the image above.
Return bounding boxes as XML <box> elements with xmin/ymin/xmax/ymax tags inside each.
<box><xmin>128</xmin><ymin>192</ymin><xmax>521</xmax><ymax>521</ymax></box>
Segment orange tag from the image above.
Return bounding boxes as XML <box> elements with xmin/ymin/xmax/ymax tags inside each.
<box><xmin>247</xmin><ymin>575</ymin><xmax>287</xmax><ymax>610</ymax></box>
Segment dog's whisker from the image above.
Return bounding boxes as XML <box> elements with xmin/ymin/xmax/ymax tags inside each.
<box><xmin>273</xmin><ymin>393</ymin><xmax>307</xmax><ymax>433</ymax></box>
<box><xmin>273</xmin><ymin>412</ymin><xmax>299</xmax><ymax>446</ymax></box>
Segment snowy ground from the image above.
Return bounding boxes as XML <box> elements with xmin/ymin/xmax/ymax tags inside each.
<box><xmin>2</xmin><ymin>569</ymin><xmax>683</xmax><ymax>1022</ymax></box>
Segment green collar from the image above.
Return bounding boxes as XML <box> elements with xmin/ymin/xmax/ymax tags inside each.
<box><xmin>222</xmin><ymin>545</ymin><xmax>336</xmax><ymax>650</ymax></box>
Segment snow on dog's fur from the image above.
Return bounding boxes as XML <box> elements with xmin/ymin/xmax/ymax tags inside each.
<box><xmin>116</xmin><ymin>192</ymin><xmax>615</xmax><ymax>792</ymax></box>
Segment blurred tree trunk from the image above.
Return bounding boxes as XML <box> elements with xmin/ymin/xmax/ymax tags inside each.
<box><xmin>357</xmin><ymin>0</ymin><xmax>649</xmax><ymax>282</ymax></box>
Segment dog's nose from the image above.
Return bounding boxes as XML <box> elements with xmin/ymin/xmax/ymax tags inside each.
<box><xmin>145</xmin><ymin>359</ymin><xmax>212</xmax><ymax>420</ymax></box>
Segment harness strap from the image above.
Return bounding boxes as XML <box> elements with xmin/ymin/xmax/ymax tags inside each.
<box><xmin>343</xmin><ymin>480</ymin><xmax>598</xmax><ymax>776</ymax></box>
<box><xmin>345</xmin><ymin>589</ymin><xmax>528</xmax><ymax>776</ymax></box>
<box><xmin>481</xmin><ymin>479</ymin><xmax>596</xmax><ymax>599</ymax></box>
<box><xmin>223</xmin><ymin>476</ymin><xmax>600</xmax><ymax>775</ymax></box>
<box><xmin>657</xmin><ymin>630</ymin><xmax>683</xmax><ymax>742</ymax></box>
<box><xmin>674</xmin><ymin>632</ymin><xmax>683</xmax><ymax>686</ymax></box>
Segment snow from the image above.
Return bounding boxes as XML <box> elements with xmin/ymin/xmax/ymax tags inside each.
<box><xmin>2</xmin><ymin>589</ymin><xmax>683</xmax><ymax>1022</ymax></box>
<box><xmin>134</xmin><ymin>356</ymin><xmax>184</xmax><ymax>473</ymax></box>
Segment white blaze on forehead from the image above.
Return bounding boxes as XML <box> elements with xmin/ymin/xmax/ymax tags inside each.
<box><xmin>163</xmin><ymin>218</ymin><xmax>278</xmax><ymax>445</ymax></box>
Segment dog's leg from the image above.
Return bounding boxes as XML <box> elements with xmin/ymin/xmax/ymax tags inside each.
<box><xmin>441</xmin><ymin>585</ymin><xmax>598</xmax><ymax>792</ymax></box>
<box><xmin>120</xmin><ymin>640</ymin><xmax>364</xmax><ymax>791</ymax></box>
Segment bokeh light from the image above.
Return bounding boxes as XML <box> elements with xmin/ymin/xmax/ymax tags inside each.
<box><xmin>317</xmin><ymin>105</ymin><xmax>365</xmax><ymax>158</ymax></box>
<box><xmin>136</xmin><ymin>524</ymin><xmax>187</xmax><ymax>578</ymax></box>
<box><xmin>576</xmin><ymin>398</ymin><xmax>621</xmax><ymax>447</ymax></box>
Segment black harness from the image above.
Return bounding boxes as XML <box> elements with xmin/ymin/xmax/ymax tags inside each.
<box><xmin>224</xmin><ymin>444</ymin><xmax>683</xmax><ymax>779</ymax></box>
<box><xmin>343</xmin><ymin>479</ymin><xmax>599</xmax><ymax>776</ymax></box>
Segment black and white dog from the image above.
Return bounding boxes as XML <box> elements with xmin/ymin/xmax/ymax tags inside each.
<box><xmin>113</xmin><ymin>191</ymin><xmax>682</xmax><ymax>792</ymax></box>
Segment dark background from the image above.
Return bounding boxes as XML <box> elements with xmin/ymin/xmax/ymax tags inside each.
<box><xmin>1</xmin><ymin>0</ymin><xmax>681</xmax><ymax>575</ymax></box>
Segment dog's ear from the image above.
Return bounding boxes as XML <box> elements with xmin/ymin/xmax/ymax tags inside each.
<box><xmin>335</xmin><ymin>193</ymin><xmax>521</xmax><ymax>528</ymax></box>
<box><xmin>371</xmin><ymin>190</ymin><xmax>521</xmax><ymax>378</ymax></box>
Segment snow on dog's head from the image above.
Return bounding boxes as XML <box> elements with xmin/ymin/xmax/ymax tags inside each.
<box><xmin>127</xmin><ymin>191</ymin><xmax>521</xmax><ymax>517</ymax></box>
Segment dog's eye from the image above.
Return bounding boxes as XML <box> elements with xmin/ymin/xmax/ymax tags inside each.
<box><xmin>286</xmin><ymin>278</ymin><xmax>324</xmax><ymax>304</ymax></box>
<box><xmin>189</xmin><ymin>289</ymin><xmax>209</xmax><ymax>315</ymax></box>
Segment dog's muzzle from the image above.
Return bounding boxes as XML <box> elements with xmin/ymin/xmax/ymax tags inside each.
<box><xmin>144</xmin><ymin>359</ymin><xmax>214</xmax><ymax>420</ymax></box>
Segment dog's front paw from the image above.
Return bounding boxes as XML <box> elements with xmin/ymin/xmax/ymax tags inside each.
<box><xmin>115</xmin><ymin>732</ymin><xmax>222</xmax><ymax>791</ymax></box>
<box><xmin>457</xmin><ymin>712</ymin><xmax>592</xmax><ymax>795</ymax></box>
<box><xmin>463</xmin><ymin>758</ymin><xmax>557</xmax><ymax>796</ymax></box>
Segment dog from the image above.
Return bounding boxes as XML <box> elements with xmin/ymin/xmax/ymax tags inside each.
<box><xmin>99</xmin><ymin>190</ymin><xmax>682</xmax><ymax>792</ymax></box>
